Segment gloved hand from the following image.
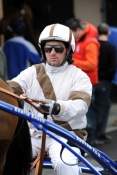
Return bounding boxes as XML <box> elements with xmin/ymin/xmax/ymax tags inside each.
<box><xmin>39</xmin><ymin>100</ymin><xmax>61</xmax><ymax>115</ymax></box>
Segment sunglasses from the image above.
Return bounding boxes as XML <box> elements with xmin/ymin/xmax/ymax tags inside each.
<box><xmin>44</xmin><ymin>45</ymin><xmax>65</xmax><ymax>53</ymax></box>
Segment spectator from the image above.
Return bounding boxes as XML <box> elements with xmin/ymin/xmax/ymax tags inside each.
<box><xmin>65</xmin><ymin>18</ymin><xmax>100</xmax><ymax>145</ymax></box>
<box><xmin>108</xmin><ymin>27</ymin><xmax>117</xmax><ymax>102</ymax></box>
<box><xmin>0</xmin><ymin>47</ymin><xmax>7</xmax><ymax>80</ymax></box>
<box><xmin>94</xmin><ymin>22</ymin><xmax>117</xmax><ymax>144</ymax></box>
<box><xmin>65</xmin><ymin>18</ymin><xmax>99</xmax><ymax>85</ymax></box>
<box><xmin>1</xmin><ymin>7</ymin><xmax>41</xmax><ymax>79</ymax></box>
<box><xmin>8</xmin><ymin>23</ymin><xmax>92</xmax><ymax>175</ymax></box>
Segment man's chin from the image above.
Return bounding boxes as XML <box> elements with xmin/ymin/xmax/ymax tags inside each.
<box><xmin>48</xmin><ymin>62</ymin><xmax>60</xmax><ymax>67</ymax></box>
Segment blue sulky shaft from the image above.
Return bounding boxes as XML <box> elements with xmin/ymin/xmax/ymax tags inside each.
<box><xmin>0</xmin><ymin>100</ymin><xmax>117</xmax><ymax>175</ymax></box>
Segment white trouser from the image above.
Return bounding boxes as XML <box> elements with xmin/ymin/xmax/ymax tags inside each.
<box><xmin>31</xmin><ymin>135</ymin><xmax>81</xmax><ymax>175</ymax></box>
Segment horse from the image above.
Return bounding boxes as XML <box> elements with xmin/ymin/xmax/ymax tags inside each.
<box><xmin>0</xmin><ymin>79</ymin><xmax>32</xmax><ymax>175</ymax></box>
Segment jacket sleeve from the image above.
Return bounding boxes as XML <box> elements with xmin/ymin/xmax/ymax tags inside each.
<box><xmin>7</xmin><ymin>66</ymin><xmax>36</xmax><ymax>94</ymax></box>
<box><xmin>54</xmin><ymin>70</ymin><xmax>92</xmax><ymax>122</ymax></box>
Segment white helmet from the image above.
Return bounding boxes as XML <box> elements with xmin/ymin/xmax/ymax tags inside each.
<box><xmin>38</xmin><ymin>23</ymin><xmax>75</xmax><ymax>52</ymax></box>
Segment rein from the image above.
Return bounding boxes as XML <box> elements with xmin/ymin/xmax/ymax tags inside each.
<box><xmin>0</xmin><ymin>86</ymin><xmax>47</xmax><ymax>175</ymax></box>
<box><xmin>0</xmin><ymin>87</ymin><xmax>47</xmax><ymax>114</ymax></box>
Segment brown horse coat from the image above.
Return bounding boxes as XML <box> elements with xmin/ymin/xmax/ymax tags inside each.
<box><xmin>0</xmin><ymin>79</ymin><xmax>32</xmax><ymax>175</ymax></box>
<box><xmin>0</xmin><ymin>79</ymin><xmax>18</xmax><ymax>175</ymax></box>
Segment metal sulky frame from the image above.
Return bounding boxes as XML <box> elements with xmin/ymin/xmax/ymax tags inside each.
<box><xmin>0</xmin><ymin>100</ymin><xmax>117</xmax><ymax>175</ymax></box>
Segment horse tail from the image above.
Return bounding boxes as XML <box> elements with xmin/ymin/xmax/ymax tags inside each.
<box><xmin>3</xmin><ymin>118</ymin><xmax>32</xmax><ymax>175</ymax></box>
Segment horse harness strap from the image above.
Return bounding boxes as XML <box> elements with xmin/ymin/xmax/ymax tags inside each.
<box><xmin>0</xmin><ymin>87</ymin><xmax>48</xmax><ymax>114</ymax></box>
<box><xmin>56</xmin><ymin>121</ymin><xmax>87</xmax><ymax>140</ymax></box>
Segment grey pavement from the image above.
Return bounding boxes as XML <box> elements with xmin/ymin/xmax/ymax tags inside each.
<box><xmin>106</xmin><ymin>103</ymin><xmax>117</xmax><ymax>133</ymax></box>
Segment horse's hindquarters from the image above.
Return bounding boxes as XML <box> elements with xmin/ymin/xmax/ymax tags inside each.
<box><xmin>0</xmin><ymin>112</ymin><xmax>18</xmax><ymax>175</ymax></box>
<box><xmin>0</xmin><ymin>111</ymin><xmax>18</xmax><ymax>140</ymax></box>
<box><xmin>0</xmin><ymin>140</ymin><xmax>11</xmax><ymax>175</ymax></box>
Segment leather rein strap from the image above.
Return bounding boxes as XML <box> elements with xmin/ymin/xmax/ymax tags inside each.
<box><xmin>0</xmin><ymin>87</ymin><xmax>47</xmax><ymax>114</ymax></box>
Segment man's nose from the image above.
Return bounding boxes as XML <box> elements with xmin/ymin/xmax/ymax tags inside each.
<box><xmin>50</xmin><ymin>48</ymin><xmax>56</xmax><ymax>53</ymax></box>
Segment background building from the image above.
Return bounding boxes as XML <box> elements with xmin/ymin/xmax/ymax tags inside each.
<box><xmin>1</xmin><ymin>0</ymin><xmax>117</xmax><ymax>37</ymax></box>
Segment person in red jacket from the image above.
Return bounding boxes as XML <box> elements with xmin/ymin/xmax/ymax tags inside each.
<box><xmin>72</xmin><ymin>19</ymin><xmax>99</xmax><ymax>85</ymax></box>
<box><xmin>65</xmin><ymin>18</ymin><xmax>100</xmax><ymax>145</ymax></box>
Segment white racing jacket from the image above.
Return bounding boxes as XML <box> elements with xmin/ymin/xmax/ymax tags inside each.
<box><xmin>11</xmin><ymin>62</ymin><xmax>92</xmax><ymax>133</ymax></box>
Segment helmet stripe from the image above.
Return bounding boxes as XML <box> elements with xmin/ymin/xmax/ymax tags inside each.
<box><xmin>49</xmin><ymin>24</ymin><xmax>57</xmax><ymax>37</ymax></box>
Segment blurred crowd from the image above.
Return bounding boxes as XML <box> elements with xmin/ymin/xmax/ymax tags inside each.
<box><xmin>0</xmin><ymin>4</ymin><xmax>42</xmax><ymax>80</ymax></box>
<box><xmin>0</xmin><ymin>4</ymin><xmax>117</xmax><ymax>147</ymax></box>
<box><xmin>65</xmin><ymin>18</ymin><xmax>117</xmax><ymax>146</ymax></box>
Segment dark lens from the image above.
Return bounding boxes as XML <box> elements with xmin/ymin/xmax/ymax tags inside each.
<box><xmin>44</xmin><ymin>45</ymin><xmax>65</xmax><ymax>53</ymax></box>
<box><xmin>44</xmin><ymin>47</ymin><xmax>52</xmax><ymax>53</ymax></box>
<box><xmin>54</xmin><ymin>46</ymin><xmax>64</xmax><ymax>53</ymax></box>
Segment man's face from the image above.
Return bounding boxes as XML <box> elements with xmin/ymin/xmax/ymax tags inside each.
<box><xmin>44</xmin><ymin>41</ymin><xmax>67</xmax><ymax>67</ymax></box>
